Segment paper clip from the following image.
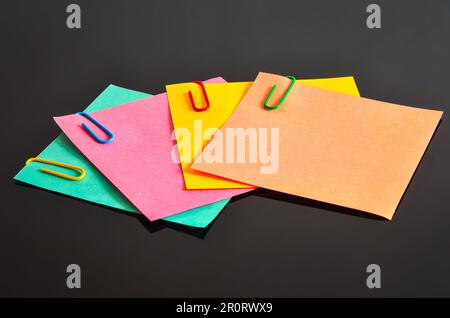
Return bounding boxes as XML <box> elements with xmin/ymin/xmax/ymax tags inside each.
<box><xmin>26</xmin><ymin>157</ymin><xmax>86</xmax><ymax>181</ymax></box>
<box><xmin>188</xmin><ymin>81</ymin><xmax>210</xmax><ymax>112</ymax></box>
<box><xmin>76</xmin><ymin>112</ymin><xmax>115</xmax><ymax>144</ymax></box>
<box><xmin>264</xmin><ymin>76</ymin><xmax>296</xmax><ymax>110</ymax></box>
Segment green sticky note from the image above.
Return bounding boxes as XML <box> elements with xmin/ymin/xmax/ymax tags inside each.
<box><xmin>14</xmin><ymin>84</ymin><xmax>229</xmax><ymax>228</ymax></box>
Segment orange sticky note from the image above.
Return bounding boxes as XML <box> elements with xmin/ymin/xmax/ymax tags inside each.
<box><xmin>166</xmin><ymin>76</ymin><xmax>361</xmax><ymax>190</ymax></box>
<box><xmin>192</xmin><ymin>72</ymin><xmax>443</xmax><ymax>219</ymax></box>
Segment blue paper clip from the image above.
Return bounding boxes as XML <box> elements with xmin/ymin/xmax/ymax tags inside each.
<box><xmin>76</xmin><ymin>112</ymin><xmax>115</xmax><ymax>144</ymax></box>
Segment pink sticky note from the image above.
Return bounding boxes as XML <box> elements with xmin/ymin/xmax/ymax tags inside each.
<box><xmin>54</xmin><ymin>78</ymin><xmax>252</xmax><ymax>221</ymax></box>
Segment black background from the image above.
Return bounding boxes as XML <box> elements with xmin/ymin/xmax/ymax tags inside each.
<box><xmin>1</xmin><ymin>0</ymin><xmax>449</xmax><ymax>297</ymax></box>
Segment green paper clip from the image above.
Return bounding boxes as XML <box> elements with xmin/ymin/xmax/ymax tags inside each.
<box><xmin>264</xmin><ymin>76</ymin><xmax>296</xmax><ymax>110</ymax></box>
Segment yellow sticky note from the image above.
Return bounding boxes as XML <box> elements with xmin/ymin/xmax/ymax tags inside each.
<box><xmin>166</xmin><ymin>76</ymin><xmax>360</xmax><ymax>190</ymax></box>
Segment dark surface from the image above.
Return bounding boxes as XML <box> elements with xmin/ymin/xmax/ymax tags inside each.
<box><xmin>1</xmin><ymin>0</ymin><xmax>449</xmax><ymax>297</ymax></box>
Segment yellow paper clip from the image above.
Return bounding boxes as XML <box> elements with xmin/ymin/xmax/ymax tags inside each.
<box><xmin>26</xmin><ymin>157</ymin><xmax>86</xmax><ymax>181</ymax></box>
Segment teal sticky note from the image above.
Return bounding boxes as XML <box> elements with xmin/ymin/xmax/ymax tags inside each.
<box><xmin>14</xmin><ymin>85</ymin><xmax>229</xmax><ymax>228</ymax></box>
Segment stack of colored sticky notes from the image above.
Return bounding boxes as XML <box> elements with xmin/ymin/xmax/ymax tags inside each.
<box><xmin>14</xmin><ymin>72</ymin><xmax>443</xmax><ymax>228</ymax></box>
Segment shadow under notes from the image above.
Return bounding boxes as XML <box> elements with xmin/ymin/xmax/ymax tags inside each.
<box><xmin>227</xmin><ymin>187</ymin><xmax>385</xmax><ymax>220</ymax></box>
<box><xmin>13</xmin><ymin>180</ymin><xmax>213</xmax><ymax>238</ymax></box>
<box><xmin>136</xmin><ymin>215</ymin><xmax>213</xmax><ymax>239</ymax></box>
<box><xmin>253</xmin><ymin>189</ymin><xmax>387</xmax><ymax>221</ymax></box>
